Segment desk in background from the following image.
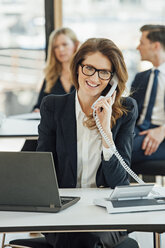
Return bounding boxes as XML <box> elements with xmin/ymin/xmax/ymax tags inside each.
<box><xmin>0</xmin><ymin>116</ymin><xmax>39</xmax><ymax>151</ymax></box>
<box><xmin>9</xmin><ymin>112</ymin><xmax>40</xmax><ymax>121</ymax></box>
<box><xmin>0</xmin><ymin>118</ymin><xmax>39</xmax><ymax>138</ymax></box>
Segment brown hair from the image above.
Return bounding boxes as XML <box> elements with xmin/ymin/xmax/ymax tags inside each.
<box><xmin>70</xmin><ymin>38</ymin><xmax>128</xmax><ymax>129</ymax></box>
<box><xmin>140</xmin><ymin>24</ymin><xmax>165</xmax><ymax>50</ymax></box>
<box><xmin>44</xmin><ymin>27</ymin><xmax>79</xmax><ymax>93</ymax></box>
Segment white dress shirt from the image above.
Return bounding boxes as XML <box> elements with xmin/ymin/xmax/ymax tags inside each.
<box><xmin>138</xmin><ymin>62</ymin><xmax>165</xmax><ymax>126</ymax></box>
<box><xmin>75</xmin><ymin>93</ymin><xmax>114</xmax><ymax>188</ymax></box>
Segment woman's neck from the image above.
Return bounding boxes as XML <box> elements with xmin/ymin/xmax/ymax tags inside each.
<box><xmin>77</xmin><ymin>91</ymin><xmax>98</xmax><ymax>116</ymax></box>
<box><xmin>61</xmin><ymin>63</ymin><xmax>70</xmax><ymax>77</ymax></box>
<box><xmin>60</xmin><ymin>62</ymin><xmax>72</xmax><ymax>93</ymax></box>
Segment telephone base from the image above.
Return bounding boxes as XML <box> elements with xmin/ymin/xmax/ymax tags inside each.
<box><xmin>93</xmin><ymin>197</ymin><xmax>165</xmax><ymax>214</ymax></box>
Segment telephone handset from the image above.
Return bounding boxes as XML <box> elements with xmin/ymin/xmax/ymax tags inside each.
<box><xmin>92</xmin><ymin>74</ymin><xmax>118</xmax><ymax>110</ymax></box>
<box><xmin>92</xmin><ymin>74</ymin><xmax>145</xmax><ymax>185</ymax></box>
<box><xmin>105</xmin><ymin>73</ymin><xmax>118</xmax><ymax>97</ymax></box>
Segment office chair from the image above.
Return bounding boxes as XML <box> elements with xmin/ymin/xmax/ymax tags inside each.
<box><xmin>4</xmin><ymin>236</ymin><xmax>139</xmax><ymax>248</ymax></box>
<box><xmin>131</xmin><ymin>160</ymin><xmax>165</xmax><ymax>179</ymax></box>
<box><xmin>21</xmin><ymin>139</ymin><xmax>38</xmax><ymax>151</ymax></box>
<box><xmin>115</xmin><ymin>237</ymin><xmax>139</xmax><ymax>248</ymax></box>
<box><xmin>2</xmin><ymin>236</ymin><xmax>52</xmax><ymax>248</ymax></box>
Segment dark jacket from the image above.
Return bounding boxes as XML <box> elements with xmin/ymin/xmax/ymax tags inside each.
<box><xmin>37</xmin><ymin>90</ymin><xmax>138</xmax><ymax>189</ymax></box>
<box><xmin>131</xmin><ymin>69</ymin><xmax>151</xmax><ymax>123</ymax></box>
<box><xmin>131</xmin><ymin>69</ymin><xmax>165</xmax><ymax>124</ymax></box>
<box><xmin>33</xmin><ymin>77</ymin><xmax>75</xmax><ymax>110</ymax></box>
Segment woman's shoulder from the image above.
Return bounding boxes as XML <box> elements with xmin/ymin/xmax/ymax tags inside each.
<box><xmin>122</xmin><ymin>96</ymin><xmax>137</xmax><ymax>109</ymax></box>
<box><xmin>121</xmin><ymin>96</ymin><xmax>138</xmax><ymax>119</ymax></box>
<box><xmin>40</xmin><ymin>90</ymin><xmax>76</xmax><ymax>114</ymax></box>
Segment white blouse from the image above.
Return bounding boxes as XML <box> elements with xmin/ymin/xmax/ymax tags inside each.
<box><xmin>75</xmin><ymin>93</ymin><xmax>114</xmax><ymax>188</ymax></box>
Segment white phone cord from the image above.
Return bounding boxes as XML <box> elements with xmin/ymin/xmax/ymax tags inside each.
<box><xmin>93</xmin><ymin>111</ymin><xmax>163</xmax><ymax>197</ymax></box>
<box><xmin>93</xmin><ymin>111</ymin><xmax>145</xmax><ymax>184</ymax></box>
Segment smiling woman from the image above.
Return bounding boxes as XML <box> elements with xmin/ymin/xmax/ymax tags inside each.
<box><xmin>36</xmin><ymin>37</ymin><xmax>138</xmax><ymax>248</ymax></box>
<box><xmin>78</xmin><ymin>52</ymin><xmax>112</xmax><ymax>101</ymax></box>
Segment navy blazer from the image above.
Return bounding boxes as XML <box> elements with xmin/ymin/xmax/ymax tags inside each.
<box><xmin>131</xmin><ymin>69</ymin><xmax>165</xmax><ymax>124</ymax></box>
<box><xmin>33</xmin><ymin>78</ymin><xmax>75</xmax><ymax>110</ymax></box>
<box><xmin>131</xmin><ymin>69</ymin><xmax>151</xmax><ymax>123</ymax></box>
<box><xmin>37</xmin><ymin>90</ymin><xmax>138</xmax><ymax>189</ymax></box>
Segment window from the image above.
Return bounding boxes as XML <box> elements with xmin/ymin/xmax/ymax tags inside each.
<box><xmin>63</xmin><ymin>0</ymin><xmax>165</xmax><ymax>87</ymax></box>
<box><xmin>0</xmin><ymin>0</ymin><xmax>45</xmax><ymax>115</ymax></box>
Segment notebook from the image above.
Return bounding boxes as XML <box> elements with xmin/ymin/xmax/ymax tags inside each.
<box><xmin>0</xmin><ymin>151</ymin><xmax>80</xmax><ymax>212</ymax></box>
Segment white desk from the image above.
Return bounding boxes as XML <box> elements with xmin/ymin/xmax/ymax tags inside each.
<box><xmin>0</xmin><ymin>118</ymin><xmax>39</xmax><ymax>138</ymax></box>
<box><xmin>9</xmin><ymin>112</ymin><xmax>40</xmax><ymax>121</ymax></box>
<box><xmin>0</xmin><ymin>188</ymin><xmax>165</xmax><ymax>234</ymax></box>
<box><xmin>0</xmin><ymin>118</ymin><xmax>39</xmax><ymax>151</ymax></box>
<box><xmin>0</xmin><ymin>138</ymin><xmax>26</xmax><ymax>151</ymax></box>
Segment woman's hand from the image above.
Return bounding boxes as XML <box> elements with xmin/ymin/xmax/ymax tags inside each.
<box><xmin>33</xmin><ymin>108</ymin><xmax>40</xmax><ymax>113</ymax></box>
<box><xmin>93</xmin><ymin>91</ymin><xmax>116</xmax><ymax>147</ymax></box>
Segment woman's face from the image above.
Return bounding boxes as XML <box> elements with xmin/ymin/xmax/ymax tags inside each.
<box><xmin>78</xmin><ymin>52</ymin><xmax>113</xmax><ymax>100</ymax></box>
<box><xmin>53</xmin><ymin>34</ymin><xmax>76</xmax><ymax>63</ymax></box>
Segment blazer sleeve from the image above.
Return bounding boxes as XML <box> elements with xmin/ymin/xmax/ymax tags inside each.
<box><xmin>96</xmin><ymin>97</ymin><xmax>138</xmax><ymax>189</ymax></box>
<box><xmin>131</xmin><ymin>73</ymin><xmax>139</xmax><ymax>90</ymax></box>
<box><xmin>36</xmin><ymin>95</ymin><xmax>57</xmax><ymax>153</ymax></box>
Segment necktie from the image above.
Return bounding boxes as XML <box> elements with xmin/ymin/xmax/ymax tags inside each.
<box><xmin>139</xmin><ymin>69</ymin><xmax>159</xmax><ymax>130</ymax></box>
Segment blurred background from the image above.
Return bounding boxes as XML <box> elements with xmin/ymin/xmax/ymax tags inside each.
<box><xmin>0</xmin><ymin>0</ymin><xmax>164</xmax><ymax>116</ymax></box>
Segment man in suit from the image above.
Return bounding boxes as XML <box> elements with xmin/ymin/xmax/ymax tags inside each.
<box><xmin>131</xmin><ymin>24</ymin><xmax>165</xmax><ymax>164</ymax></box>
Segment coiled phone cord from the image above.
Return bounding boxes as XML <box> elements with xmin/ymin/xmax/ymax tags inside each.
<box><xmin>93</xmin><ymin>111</ymin><xmax>164</xmax><ymax>198</ymax></box>
<box><xmin>93</xmin><ymin>110</ymin><xmax>145</xmax><ymax>185</ymax></box>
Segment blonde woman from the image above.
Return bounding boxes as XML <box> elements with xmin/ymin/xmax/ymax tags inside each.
<box><xmin>33</xmin><ymin>27</ymin><xmax>79</xmax><ymax>112</ymax></box>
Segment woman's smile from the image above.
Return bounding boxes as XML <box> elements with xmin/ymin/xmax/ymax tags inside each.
<box><xmin>85</xmin><ymin>79</ymin><xmax>100</xmax><ymax>88</ymax></box>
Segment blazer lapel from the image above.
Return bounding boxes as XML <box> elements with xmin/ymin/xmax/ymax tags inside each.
<box><xmin>138</xmin><ymin>70</ymin><xmax>151</xmax><ymax>115</ymax></box>
<box><xmin>61</xmin><ymin>91</ymin><xmax>77</xmax><ymax>179</ymax></box>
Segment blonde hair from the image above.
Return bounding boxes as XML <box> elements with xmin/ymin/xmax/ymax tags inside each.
<box><xmin>70</xmin><ymin>38</ymin><xmax>128</xmax><ymax>129</ymax></box>
<box><xmin>44</xmin><ymin>27</ymin><xmax>79</xmax><ymax>93</ymax></box>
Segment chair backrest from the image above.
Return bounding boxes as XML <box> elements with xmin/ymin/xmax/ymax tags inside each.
<box><xmin>115</xmin><ymin>237</ymin><xmax>139</xmax><ymax>248</ymax></box>
<box><xmin>131</xmin><ymin>160</ymin><xmax>165</xmax><ymax>176</ymax></box>
<box><xmin>9</xmin><ymin>237</ymin><xmax>139</xmax><ymax>248</ymax></box>
<box><xmin>9</xmin><ymin>237</ymin><xmax>53</xmax><ymax>248</ymax></box>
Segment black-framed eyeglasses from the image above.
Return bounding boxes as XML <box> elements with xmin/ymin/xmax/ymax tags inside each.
<box><xmin>80</xmin><ymin>64</ymin><xmax>114</xmax><ymax>80</ymax></box>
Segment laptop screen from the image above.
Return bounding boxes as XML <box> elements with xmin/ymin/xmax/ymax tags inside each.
<box><xmin>0</xmin><ymin>151</ymin><xmax>61</xmax><ymax>207</ymax></box>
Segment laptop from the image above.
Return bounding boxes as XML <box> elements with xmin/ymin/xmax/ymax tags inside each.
<box><xmin>94</xmin><ymin>184</ymin><xmax>165</xmax><ymax>214</ymax></box>
<box><xmin>0</xmin><ymin>151</ymin><xmax>80</xmax><ymax>212</ymax></box>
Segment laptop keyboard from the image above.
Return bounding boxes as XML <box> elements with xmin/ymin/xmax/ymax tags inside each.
<box><xmin>60</xmin><ymin>197</ymin><xmax>74</xmax><ymax>205</ymax></box>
